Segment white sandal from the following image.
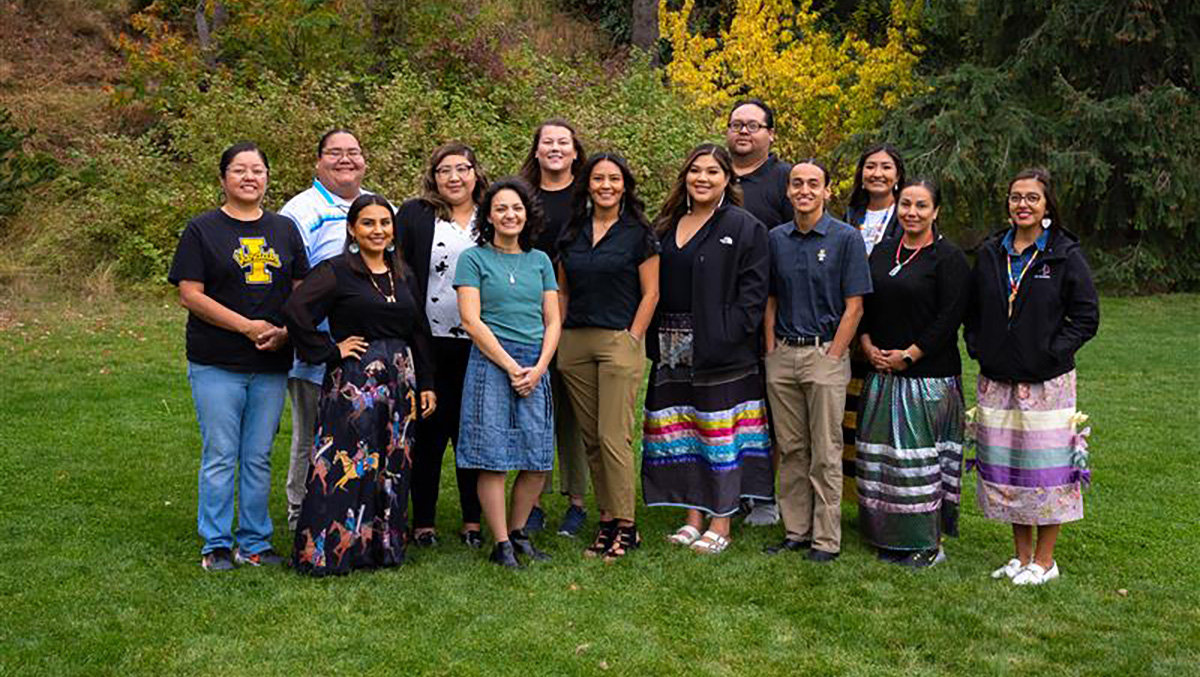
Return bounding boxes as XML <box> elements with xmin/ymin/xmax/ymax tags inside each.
<box><xmin>690</xmin><ymin>530</ymin><xmax>730</xmax><ymax>555</ymax></box>
<box><xmin>667</xmin><ymin>525</ymin><xmax>702</xmax><ymax>546</ymax></box>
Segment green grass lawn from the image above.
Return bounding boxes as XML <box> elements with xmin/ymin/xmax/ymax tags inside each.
<box><xmin>1</xmin><ymin>291</ymin><xmax>1197</xmax><ymax>676</ymax></box>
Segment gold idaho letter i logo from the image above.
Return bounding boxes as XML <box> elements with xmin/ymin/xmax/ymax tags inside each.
<box><xmin>232</xmin><ymin>237</ymin><xmax>282</xmax><ymax>284</ymax></box>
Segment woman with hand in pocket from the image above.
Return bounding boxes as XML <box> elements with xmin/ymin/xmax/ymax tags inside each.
<box><xmin>555</xmin><ymin>153</ymin><xmax>660</xmax><ymax>560</ymax></box>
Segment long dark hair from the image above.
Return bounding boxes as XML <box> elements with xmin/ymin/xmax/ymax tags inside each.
<box><xmin>560</xmin><ymin>153</ymin><xmax>650</xmax><ymax>247</ymax></box>
<box><xmin>518</xmin><ymin>119</ymin><xmax>587</xmax><ymax>189</ymax></box>
<box><xmin>476</xmin><ymin>177</ymin><xmax>543</xmax><ymax>252</ymax></box>
<box><xmin>344</xmin><ymin>194</ymin><xmax>406</xmax><ymax>277</ymax></box>
<box><xmin>653</xmin><ymin>143</ymin><xmax>743</xmax><ymax>237</ymax></box>
<box><xmin>1008</xmin><ymin>167</ymin><xmax>1062</xmax><ymax>229</ymax></box>
<box><xmin>420</xmin><ymin>142</ymin><xmax>490</xmax><ymax>221</ymax></box>
<box><xmin>846</xmin><ymin>143</ymin><xmax>906</xmax><ymax>215</ymax></box>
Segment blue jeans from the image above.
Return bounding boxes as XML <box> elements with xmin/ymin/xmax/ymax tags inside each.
<box><xmin>187</xmin><ymin>363</ymin><xmax>287</xmax><ymax>555</ymax></box>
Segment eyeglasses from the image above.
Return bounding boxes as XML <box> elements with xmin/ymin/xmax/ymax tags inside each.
<box><xmin>728</xmin><ymin>121</ymin><xmax>768</xmax><ymax>134</ymax></box>
<box><xmin>322</xmin><ymin>148</ymin><xmax>363</xmax><ymax>160</ymax></box>
<box><xmin>435</xmin><ymin>164</ymin><xmax>475</xmax><ymax>179</ymax></box>
<box><xmin>1008</xmin><ymin>192</ymin><xmax>1043</xmax><ymax>206</ymax></box>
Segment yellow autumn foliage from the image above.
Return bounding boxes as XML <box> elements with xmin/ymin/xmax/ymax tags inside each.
<box><xmin>661</xmin><ymin>0</ymin><xmax>924</xmax><ymax>162</ymax></box>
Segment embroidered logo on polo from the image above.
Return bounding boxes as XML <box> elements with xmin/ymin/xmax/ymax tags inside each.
<box><xmin>232</xmin><ymin>237</ymin><xmax>282</xmax><ymax>284</ymax></box>
<box><xmin>1033</xmin><ymin>263</ymin><xmax>1052</xmax><ymax>279</ymax></box>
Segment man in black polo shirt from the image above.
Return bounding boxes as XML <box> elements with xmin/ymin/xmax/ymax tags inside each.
<box><xmin>762</xmin><ymin>160</ymin><xmax>872</xmax><ymax>562</ymax></box>
<box><xmin>727</xmin><ymin>98</ymin><xmax>793</xmax><ymax>229</ymax></box>
<box><xmin>727</xmin><ymin>98</ymin><xmax>792</xmax><ymax>526</ymax></box>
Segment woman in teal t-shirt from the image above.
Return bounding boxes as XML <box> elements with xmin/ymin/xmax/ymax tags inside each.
<box><xmin>455</xmin><ymin>177</ymin><xmax>562</xmax><ymax>568</ymax></box>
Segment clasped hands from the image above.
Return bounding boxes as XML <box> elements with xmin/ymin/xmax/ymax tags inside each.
<box><xmin>864</xmin><ymin>344</ymin><xmax>910</xmax><ymax>374</ymax></box>
<box><xmin>507</xmin><ymin>363</ymin><xmax>545</xmax><ymax>398</ymax></box>
<box><xmin>243</xmin><ymin>319</ymin><xmax>288</xmax><ymax>352</ymax></box>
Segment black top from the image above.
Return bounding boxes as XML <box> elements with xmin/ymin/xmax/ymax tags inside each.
<box><xmin>734</xmin><ymin>153</ymin><xmax>794</xmax><ymax>229</ymax></box>
<box><xmin>558</xmin><ymin>213</ymin><xmax>660</xmax><ymax>329</ymax></box>
<box><xmin>395</xmin><ymin>198</ymin><xmax>439</xmax><ymax>305</ymax></box>
<box><xmin>658</xmin><ymin>226</ymin><xmax>702</xmax><ymax>314</ymax></box>
<box><xmin>282</xmin><ymin>255</ymin><xmax>434</xmax><ymax>391</ymax></box>
<box><xmin>647</xmin><ymin>204</ymin><xmax>769</xmax><ymax>374</ymax></box>
<box><xmin>862</xmin><ymin>235</ymin><xmax>971</xmax><ymax>378</ymax></box>
<box><xmin>965</xmin><ymin>226</ymin><xmax>1100</xmax><ymax>383</ymax></box>
<box><xmin>168</xmin><ymin>209</ymin><xmax>309</xmax><ymax>373</ymax></box>
<box><xmin>535</xmin><ymin>186</ymin><xmax>574</xmax><ymax>259</ymax></box>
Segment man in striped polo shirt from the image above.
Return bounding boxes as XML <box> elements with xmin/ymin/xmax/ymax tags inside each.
<box><xmin>279</xmin><ymin>129</ymin><xmax>372</xmax><ymax>531</ymax></box>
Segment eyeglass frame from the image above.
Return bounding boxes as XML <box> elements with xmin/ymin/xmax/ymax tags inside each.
<box><xmin>727</xmin><ymin>121</ymin><xmax>770</xmax><ymax>134</ymax></box>
<box><xmin>1007</xmin><ymin>192</ymin><xmax>1044</xmax><ymax>206</ymax></box>
<box><xmin>321</xmin><ymin>148</ymin><xmax>364</xmax><ymax>160</ymax></box>
<box><xmin>434</xmin><ymin>163</ymin><xmax>476</xmax><ymax>179</ymax></box>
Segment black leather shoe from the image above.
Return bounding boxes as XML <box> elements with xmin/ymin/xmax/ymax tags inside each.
<box><xmin>489</xmin><ymin>541</ymin><xmax>523</xmax><ymax>568</ymax></box>
<box><xmin>460</xmin><ymin>529</ymin><xmax>484</xmax><ymax>549</ymax></box>
<box><xmin>510</xmin><ymin>529</ymin><xmax>552</xmax><ymax>561</ymax></box>
<box><xmin>806</xmin><ymin>548</ymin><xmax>840</xmax><ymax>563</ymax></box>
<box><xmin>763</xmin><ymin>538</ymin><xmax>811</xmax><ymax>555</ymax></box>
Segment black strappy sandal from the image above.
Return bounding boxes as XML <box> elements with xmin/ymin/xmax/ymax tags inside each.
<box><xmin>584</xmin><ymin>520</ymin><xmax>617</xmax><ymax>558</ymax></box>
<box><xmin>604</xmin><ymin>524</ymin><xmax>641</xmax><ymax>560</ymax></box>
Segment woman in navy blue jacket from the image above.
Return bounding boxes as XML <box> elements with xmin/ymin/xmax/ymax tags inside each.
<box><xmin>642</xmin><ymin>143</ymin><xmax>772</xmax><ymax>555</ymax></box>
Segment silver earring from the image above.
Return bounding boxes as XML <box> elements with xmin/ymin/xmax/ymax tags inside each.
<box><xmin>686</xmin><ymin>194</ymin><xmax>693</xmax><ymax>213</ymax></box>
<box><xmin>348</xmin><ymin>241</ymin><xmax>360</xmax><ymax>254</ymax></box>
<box><xmin>1041</xmin><ymin>218</ymin><xmax>1052</xmax><ymax>229</ymax></box>
<box><xmin>586</xmin><ymin>196</ymin><xmax>593</xmax><ymax>212</ymax></box>
<box><xmin>620</xmin><ymin>196</ymin><xmax>626</xmax><ymax>215</ymax></box>
<box><xmin>385</xmin><ymin>242</ymin><xmax>396</xmax><ymax>253</ymax></box>
<box><xmin>717</xmin><ymin>193</ymin><xmax>725</xmax><ymax>209</ymax></box>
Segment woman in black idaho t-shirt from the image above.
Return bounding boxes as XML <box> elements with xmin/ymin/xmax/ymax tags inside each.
<box><xmin>283</xmin><ymin>195</ymin><xmax>436</xmax><ymax>576</ymax></box>
<box><xmin>168</xmin><ymin>142</ymin><xmax>310</xmax><ymax>572</ymax></box>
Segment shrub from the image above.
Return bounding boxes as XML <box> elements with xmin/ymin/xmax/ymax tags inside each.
<box><xmin>23</xmin><ymin>48</ymin><xmax>711</xmax><ymax>284</ymax></box>
<box><xmin>0</xmin><ymin>109</ymin><xmax>59</xmax><ymax>227</ymax></box>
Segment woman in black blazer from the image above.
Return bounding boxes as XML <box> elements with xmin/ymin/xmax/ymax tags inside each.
<box><xmin>396</xmin><ymin>142</ymin><xmax>491</xmax><ymax>549</ymax></box>
<box><xmin>642</xmin><ymin>143</ymin><xmax>771</xmax><ymax>555</ymax></box>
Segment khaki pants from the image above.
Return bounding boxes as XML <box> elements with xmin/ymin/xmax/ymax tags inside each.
<box><xmin>285</xmin><ymin>378</ymin><xmax>321</xmax><ymax>530</ymax></box>
<box><xmin>556</xmin><ymin>328</ymin><xmax>646</xmax><ymax>522</ymax></box>
<box><xmin>544</xmin><ymin>367</ymin><xmax>589</xmax><ymax>497</ymax></box>
<box><xmin>765</xmin><ymin>343</ymin><xmax>851</xmax><ymax>553</ymax></box>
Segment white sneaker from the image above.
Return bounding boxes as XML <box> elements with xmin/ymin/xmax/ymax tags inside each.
<box><xmin>1012</xmin><ymin>561</ymin><xmax>1060</xmax><ymax>586</ymax></box>
<box><xmin>990</xmin><ymin>558</ymin><xmax>1025</xmax><ymax>579</ymax></box>
<box><xmin>744</xmin><ymin>500</ymin><xmax>780</xmax><ymax>526</ymax></box>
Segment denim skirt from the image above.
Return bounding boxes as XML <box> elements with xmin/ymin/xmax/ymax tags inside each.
<box><xmin>456</xmin><ymin>338</ymin><xmax>554</xmax><ymax>472</ymax></box>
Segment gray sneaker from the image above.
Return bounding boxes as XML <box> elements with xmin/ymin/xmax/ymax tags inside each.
<box><xmin>744</xmin><ymin>500</ymin><xmax>780</xmax><ymax>526</ymax></box>
<box><xmin>201</xmin><ymin>547</ymin><xmax>235</xmax><ymax>571</ymax></box>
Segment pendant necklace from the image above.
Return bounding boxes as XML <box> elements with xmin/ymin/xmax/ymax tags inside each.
<box><xmin>497</xmin><ymin>246</ymin><xmax>522</xmax><ymax>284</ymax></box>
<box><xmin>368</xmin><ymin>268</ymin><xmax>397</xmax><ymax>303</ymax></box>
<box><xmin>889</xmin><ymin>238</ymin><xmax>928</xmax><ymax>276</ymax></box>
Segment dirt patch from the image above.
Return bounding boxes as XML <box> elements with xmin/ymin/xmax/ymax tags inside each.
<box><xmin>0</xmin><ymin>0</ymin><xmax>126</xmax><ymax>155</ymax></box>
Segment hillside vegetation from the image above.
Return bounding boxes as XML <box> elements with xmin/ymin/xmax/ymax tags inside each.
<box><xmin>0</xmin><ymin>0</ymin><xmax>1197</xmax><ymax>291</ymax></box>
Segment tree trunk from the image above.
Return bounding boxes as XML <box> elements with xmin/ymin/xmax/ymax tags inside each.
<box><xmin>631</xmin><ymin>0</ymin><xmax>658</xmax><ymax>56</ymax></box>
